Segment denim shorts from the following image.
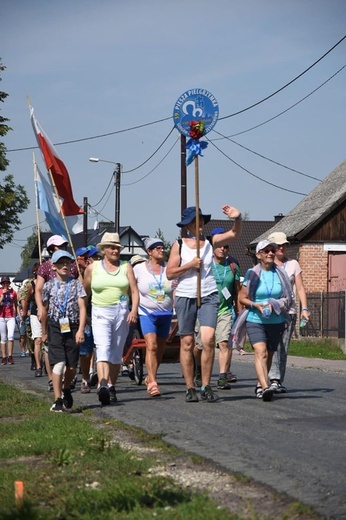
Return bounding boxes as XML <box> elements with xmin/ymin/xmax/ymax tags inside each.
<box><xmin>246</xmin><ymin>321</ymin><xmax>285</xmax><ymax>351</ymax></box>
<box><xmin>175</xmin><ymin>292</ymin><xmax>219</xmax><ymax>335</ymax></box>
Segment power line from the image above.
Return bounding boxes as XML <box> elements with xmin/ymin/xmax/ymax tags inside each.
<box><xmin>7</xmin><ymin>36</ymin><xmax>345</xmax><ymax>153</ymax></box>
<box><xmin>219</xmin><ymin>35</ymin><xmax>346</xmax><ymax>120</ymax></box>
<box><xmin>206</xmin><ymin>137</ymin><xmax>308</xmax><ymax>196</ymax></box>
<box><xmin>123</xmin><ymin>126</ymin><xmax>175</xmax><ymax>173</ymax></box>
<box><xmin>212</xmin><ymin>129</ymin><xmax>321</xmax><ymax>181</ymax></box>
<box><xmin>89</xmin><ymin>172</ymin><xmax>114</xmax><ymax>208</ymax></box>
<box><xmin>215</xmin><ymin>63</ymin><xmax>346</xmax><ymax>139</ymax></box>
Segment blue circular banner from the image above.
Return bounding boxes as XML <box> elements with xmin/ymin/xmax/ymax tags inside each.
<box><xmin>173</xmin><ymin>88</ymin><xmax>219</xmax><ymax>138</ymax></box>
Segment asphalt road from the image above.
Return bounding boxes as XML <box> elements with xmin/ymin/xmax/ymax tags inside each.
<box><xmin>1</xmin><ymin>351</ymin><xmax>346</xmax><ymax>519</ymax></box>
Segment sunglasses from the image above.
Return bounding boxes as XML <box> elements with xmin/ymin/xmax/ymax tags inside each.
<box><xmin>154</xmin><ymin>246</ymin><xmax>165</xmax><ymax>251</ymax></box>
<box><xmin>261</xmin><ymin>248</ymin><xmax>276</xmax><ymax>254</ymax></box>
<box><xmin>219</xmin><ymin>245</ymin><xmax>229</xmax><ymax>250</ymax></box>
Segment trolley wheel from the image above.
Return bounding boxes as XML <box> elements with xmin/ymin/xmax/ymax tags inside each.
<box><xmin>133</xmin><ymin>348</ymin><xmax>144</xmax><ymax>386</ymax></box>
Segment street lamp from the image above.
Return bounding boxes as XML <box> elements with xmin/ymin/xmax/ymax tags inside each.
<box><xmin>89</xmin><ymin>158</ymin><xmax>122</xmax><ymax>233</ymax></box>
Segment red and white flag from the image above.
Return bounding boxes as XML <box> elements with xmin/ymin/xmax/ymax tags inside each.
<box><xmin>30</xmin><ymin>106</ymin><xmax>83</xmax><ymax>217</ymax></box>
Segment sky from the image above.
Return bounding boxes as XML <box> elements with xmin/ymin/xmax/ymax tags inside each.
<box><xmin>1</xmin><ymin>0</ymin><xmax>346</xmax><ymax>273</ymax></box>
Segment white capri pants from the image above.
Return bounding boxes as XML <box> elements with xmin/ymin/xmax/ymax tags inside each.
<box><xmin>0</xmin><ymin>317</ymin><xmax>16</xmax><ymax>342</ymax></box>
<box><xmin>92</xmin><ymin>302</ymin><xmax>129</xmax><ymax>365</ymax></box>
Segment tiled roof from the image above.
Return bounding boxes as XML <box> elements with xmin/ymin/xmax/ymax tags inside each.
<box><xmin>204</xmin><ymin>219</ymin><xmax>276</xmax><ymax>275</ymax></box>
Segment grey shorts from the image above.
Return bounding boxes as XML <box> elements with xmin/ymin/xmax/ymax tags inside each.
<box><xmin>246</xmin><ymin>322</ymin><xmax>285</xmax><ymax>351</ymax></box>
<box><xmin>175</xmin><ymin>292</ymin><xmax>219</xmax><ymax>336</ymax></box>
<box><xmin>195</xmin><ymin>312</ymin><xmax>232</xmax><ymax>350</ymax></box>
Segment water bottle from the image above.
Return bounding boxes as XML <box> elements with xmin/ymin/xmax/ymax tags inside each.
<box><xmin>299</xmin><ymin>317</ymin><xmax>308</xmax><ymax>329</ymax></box>
<box><xmin>84</xmin><ymin>324</ymin><xmax>91</xmax><ymax>337</ymax></box>
<box><xmin>262</xmin><ymin>304</ymin><xmax>271</xmax><ymax>318</ymax></box>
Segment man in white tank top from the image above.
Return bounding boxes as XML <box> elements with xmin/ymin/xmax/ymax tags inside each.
<box><xmin>166</xmin><ymin>205</ymin><xmax>242</xmax><ymax>403</ymax></box>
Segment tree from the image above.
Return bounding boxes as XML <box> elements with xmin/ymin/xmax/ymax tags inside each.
<box><xmin>155</xmin><ymin>228</ymin><xmax>172</xmax><ymax>261</ymax></box>
<box><xmin>20</xmin><ymin>229</ymin><xmax>38</xmax><ymax>270</ymax></box>
<box><xmin>0</xmin><ymin>59</ymin><xmax>30</xmax><ymax>248</ymax></box>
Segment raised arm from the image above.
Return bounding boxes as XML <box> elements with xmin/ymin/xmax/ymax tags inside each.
<box><xmin>212</xmin><ymin>205</ymin><xmax>242</xmax><ymax>247</ymax></box>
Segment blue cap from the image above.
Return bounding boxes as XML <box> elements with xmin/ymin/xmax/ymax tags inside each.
<box><xmin>51</xmin><ymin>250</ymin><xmax>74</xmax><ymax>264</ymax></box>
<box><xmin>75</xmin><ymin>247</ymin><xmax>89</xmax><ymax>257</ymax></box>
<box><xmin>87</xmin><ymin>247</ymin><xmax>101</xmax><ymax>258</ymax></box>
<box><xmin>210</xmin><ymin>227</ymin><xmax>225</xmax><ymax>236</ymax></box>
<box><xmin>176</xmin><ymin>207</ymin><xmax>211</xmax><ymax>228</ymax></box>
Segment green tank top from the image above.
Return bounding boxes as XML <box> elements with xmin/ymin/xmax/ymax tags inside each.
<box><xmin>91</xmin><ymin>260</ymin><xmax>129</xmax><ymax>307</ymax></box>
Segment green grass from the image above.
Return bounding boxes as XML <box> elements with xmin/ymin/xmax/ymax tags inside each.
<box><xmin>0</xmin><ymin>382</ymin><xmax>234</xmax><ymax>519</ymax></box>
<box><xmin>243</xmin><ymin>338</ymin><xmax>346</xmax><ymax>360</ymax></box>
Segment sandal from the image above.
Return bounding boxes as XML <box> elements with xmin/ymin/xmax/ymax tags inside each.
<box><xmin>144</xmin><ymin>376</ymin><xmax>149</xmax><ymax>386</ymax></box>
<box><xmin>147</xmin><ymin>381</ymin><xmax>161</xmax><ymax>397</ymax></box>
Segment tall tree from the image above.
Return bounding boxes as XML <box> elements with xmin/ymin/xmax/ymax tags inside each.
<box><xmin>0</xmin><ymin>59</ymin><xmax>30</xmax><ymax>249</ymax></box>
<box><xmin>20</xmin><ymin>229</ymin><xmax>38</xmax><ymax>270</ymax></box>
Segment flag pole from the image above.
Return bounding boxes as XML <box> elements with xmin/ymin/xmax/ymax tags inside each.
<box><xmin>194</xmin><ymin>155</ymin><xmax>201</xmax><ymax>307</ymax></box>
<box><xmin>47</xmin><ymin>167</ymin><xmax>81</xmax><ymax>278</ymax></box>
<box><xmin>33</xmin><ymin>153</ymin><xmax>43</xmax><ymax>264</ymax></box>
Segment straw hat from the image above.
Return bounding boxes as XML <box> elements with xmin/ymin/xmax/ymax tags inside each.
<box><xmin>97</xmin><ymin>232</ymin><xmax>123</xmax><ymax>250</ymax></box>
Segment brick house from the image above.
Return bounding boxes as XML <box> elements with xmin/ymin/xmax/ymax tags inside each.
<box><xmin>251</xmin><ymin>159</ymin><xmax>346</xmax><ymax>293</ymax></box>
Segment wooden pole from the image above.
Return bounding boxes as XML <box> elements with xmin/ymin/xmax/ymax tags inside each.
<box><xmin>32</xmin><ymin>153</ymin><xmax>42</xmax><ymax>264</ymax></box>
<box><xmin>194</xmin><ymin>155</ymin><xmax>201</xmax><ymax>307</ymax></box>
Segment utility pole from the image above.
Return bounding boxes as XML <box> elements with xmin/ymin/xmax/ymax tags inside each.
<box><xmin>83</xmin><ymin>196</ymin><xmax>88</xmax><ymax>246</ymax></box>
<box><xmin>114</xmin><ymin>163</ymin><xmax>121</xmax><ymax>234</ymax></box>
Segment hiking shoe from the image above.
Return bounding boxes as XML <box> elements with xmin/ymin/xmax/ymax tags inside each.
<box><xmin>262</xmin><ymin>387</ymin><xmax>274</xmax><ymax>402</ymax></box>
<box><xmin>200</xmin><ymin>385</ymin><xmax>219</xmax><ymax>402</ymax></box>
<box><xmin>62</xmin><ymin>388</ymin><xmax>73</xmax><ymax>409</ymax></box>
<box><xmin>226</xmin><ymin>371</ymin><xmax>238</xmax><ymax>383</ymax></box>
<box><xmin>98</xmin><ymin>386</ymin><xmax>110</xmax><ymax>406</ymax></box>
<box><xmin>185</xmin><ymin>388</ymin><xmax>199</xmax><ymax>402</ymax></box>
<box><xmin>35</xmin><ymin>368</ymin><xmax>43</xmax><ymax>377</ymax></box>
<box><xmin>1</xmin><ymin>357</ymin><xmax>7</xmax><ymax>366</ymax></box>
<box><xmin>81</xmin><ymin>380</ymin><xmax>91</xmax><ymax>394</ymax></box>
<box><xmin>20</xmin><ymin>351</ymin><xmax>26</xmax><ymax>358</ymax></box>
<box><xmin>50</xmin><ymin>398</ymin><xmax>66</xmax><ymax>412</ymax></box>
<box><xmin>108</xmin><ymin>385</ymin><xmax>117</xmax><ymax>403</ymax></box>
<box><xmin>70</xmin><ymin>376</ymin><xmax>77</xmax><ymax>390</ymax></box>
<box><xmin>255</xmin><ymin>385</ymin><xmax>263</xmax><ymax>398</ymax></box>
<box><xmin>270</xmin><ymin>380</ymin><xmax>287</xmax><ymax>394</ymax></box>
<box><xmin>194</xmin><ymin>370</ymin><xmax>202</xmax><ymax>388</ymax></box>
<box><xmin>48</xmin><ymin>380</ymin><xmax>53</xmax><ymax>392</ymax></box>
<box><xmin>7</xmin><ymin>356</ymin><xmax>14</xmax><ymax>365</ymax></box>
<box><xmin>217</xmin><ymin>377</ymin><xmax>232</xmax><ymax>390</ymax></box>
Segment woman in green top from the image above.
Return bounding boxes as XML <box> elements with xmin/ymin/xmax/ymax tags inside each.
<box><xmin>84</xmin><ymin>233</ymin><xmax>139</xmax><ymax>406</ymax></box>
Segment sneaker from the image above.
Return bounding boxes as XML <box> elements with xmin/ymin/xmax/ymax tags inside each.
<box><xmin>121</xmin><ymin>364</ymin><xmax>129</xmax><ymax>377</ymax></box>
<box><xmin>62</xmin><ymin>388</ymin><xmax>73</xmax><ymax>409</ymax></box>
<box><xmin>270</xmin><ymin>380</ymin><xmax>287</xmax><ymax>394</ymax></box>
<box><xmin>81</xmin><ymin>380</ymin><xmax>91</xmax><ymax>394</ymax></box>
<box><xmin>88</xmin><ymin>372</ymin><xmax>98</xmax><ymax>387</ymax></box>
<box><xmin>217</xmin><ymin>377</ymin><xmax>232</xmax><ymax>390</ymax></box>
<box><xmin>7</xmin><ymin>356</ymin><xmax>14</xmax><ymax>365</ymax></box>
<box><xmin>98</xmin><ymin>386</ymin><xmax>110</xmax><ymax>406</ymax></box>
<box><xmin>262</xmin><ymin>387</ymin><xmax>274</xmax><ymax>402</ymax></box>
<box><xmin>185</xmin><ymin>388</ymin><xmax>199</xmax><ymax>402</ymax></box>
<box><xmin>226</xmin><ymin>371</ymin><xmax>238</xmax><ymax>383</ymax></box>
<box><xmin>1</xmin><ymin>357</ymin><xmax>7</xmax><ymax>366</ymax></box>
<box><xmin>108</xmin><ymin>385</ymin><xmax>117</xmax><ymax>403</ymax></box>
<box><xmin>200</xmin><ymin>385</ymin><xmax>219</xmax><ymax>402</ymax></box>
<box><xmin>255</xmin><ymin>385</ymin><xmax>263</xmax><ymax>398</ymax></box>
<box><xmin>70</xmin><ymin>376</ymin><xmax>77</xmax><ymax>390</ymax></box>
<box><xmin>35</xmin><ymin>368</ymin><xmax>43</xmax><ymax>377</ymax></box>
<box><xmin>50</xmin><ymin>398</ymin><xmax>66</xmax><ymax>412</ymax></box>
<box><xmin>194</xmin><ymin>370</ymin><xmax>202</xmax><ymax>388</ymax></box>
<box><xmin>20</xmin><ymin>351</ymin><xmax>26</xmax><ymax>358</ymax></box>
<box><xmin>48</xmin><ymin>380</ymin><xmax>53</xmax><ymax>392</ymax></box>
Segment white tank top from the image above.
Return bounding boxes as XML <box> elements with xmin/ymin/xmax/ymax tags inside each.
<box><xmin>175</xmin><ymin>239</ymin><xmax>217</xmax><ymax>298</ymax></box>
